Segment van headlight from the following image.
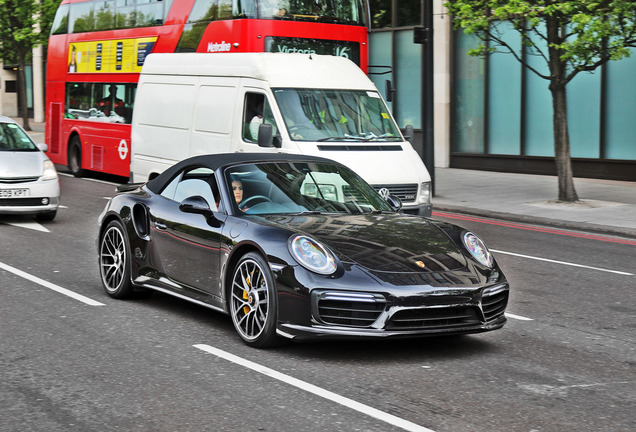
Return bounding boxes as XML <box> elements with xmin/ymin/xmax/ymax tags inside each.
<box><xmin>463</xmin><ymin>232</ymin><xmax>493</xmax><ymax>268</ymax></box>
<box><xmin>42</xmin><ymin>160</ymin><xmax>58</xmax><ymax>181</ymax></box>
<box><xmin>289</xmin><ymin>234</ymin><xmax>337</xmax><ymax>275</ymax></box>
<box><xmin>418</xmin><ymin>181</ymin><xmax>431</xmax><ymax>204</ymax></box>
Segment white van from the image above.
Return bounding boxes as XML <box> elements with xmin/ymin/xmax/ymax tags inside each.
<box><xmin>131</xmin><ymin>53</ymin><xmax>432</xmax><ymax>216</ymax></box>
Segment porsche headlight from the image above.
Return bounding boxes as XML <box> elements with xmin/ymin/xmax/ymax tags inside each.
<box><xmin>42</xmin><ymin>160</ymin><xmax>58</xmax><ymax>181</ymax></box>
<box><xmin>463</xmin><ymin>232</ymin><xmax>493</xmax><ymax>268</ymax></box>
<box><xmin>289</xmin><ymin>235</ymin><xmax>337</xmax><ymax>275</ymax></box>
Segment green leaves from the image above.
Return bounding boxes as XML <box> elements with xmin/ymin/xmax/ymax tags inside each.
<box><xmin>445</xmin><ymin>0</ymin><xmax>636</xmax><ymax>82</ymax></box>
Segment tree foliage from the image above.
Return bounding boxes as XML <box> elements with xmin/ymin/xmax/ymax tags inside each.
<box><xmin>0</xmin><ymin>0</ymin><xmax>60</xmax><ymax>129</ymax></box>
<box><xmin>445</xmin><ymin>0</ymin><xmax>636</xmax><ymax>201</ymax></box>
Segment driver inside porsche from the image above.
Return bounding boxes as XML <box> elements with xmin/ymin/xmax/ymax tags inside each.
<box><xmin>232</xmin><ymin>178</ymin><xmax>252</xmax><ymax>212</ymax></box>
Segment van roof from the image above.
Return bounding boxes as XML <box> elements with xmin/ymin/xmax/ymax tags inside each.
<box><xmin>140</xmin><ymin>53</ymin><xmax>375</xmax><ymax>90</ymax></box>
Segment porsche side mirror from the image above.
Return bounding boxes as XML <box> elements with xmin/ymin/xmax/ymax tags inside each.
<box><xmin>180</xmin><ymin>196</ymin><xmax>212</xmax><ymax>215</ymax></box>
<box><xmin>179</xmin><ymin>196</ymin><xmax>222</xmax><ymax>227</ymax></box>
<box><xmin>385</xmin><ymin>194</ymin><xmax>402</xmax><ymax>212</ymax></box>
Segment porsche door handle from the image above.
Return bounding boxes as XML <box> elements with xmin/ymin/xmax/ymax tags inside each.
<box><xmin>154</xmin><ymin>221</ymin><xmax>167</xmax><ymax>231</ymax></box>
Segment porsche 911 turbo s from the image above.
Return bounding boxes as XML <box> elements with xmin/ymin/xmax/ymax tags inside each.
<box><xmin>98</xmin><ymin>153</ymin><xmax>509</xmax><ymax>347</ymax></box>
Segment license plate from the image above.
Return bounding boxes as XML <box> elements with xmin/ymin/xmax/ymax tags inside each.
<box><xmin>0</xmin><ymin>189</ymin><xmax>29</xmax><ymax>198</ymax></box>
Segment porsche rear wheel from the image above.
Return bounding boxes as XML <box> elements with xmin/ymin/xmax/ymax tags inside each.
<box><xmin>230</xmin><ymin>252</ymin><xmax>281</xmax><ymax>348</ymax></box>
<box><xmin>99</xmin><ymin>220</ymin><xmax>134</xmax><ymax>299</ymax></box>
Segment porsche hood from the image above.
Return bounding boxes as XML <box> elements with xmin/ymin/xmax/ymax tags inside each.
<box><xmin>261</xmin><ymin>213</ymin><xmax>468</xmax><ymax>272</ymax></box>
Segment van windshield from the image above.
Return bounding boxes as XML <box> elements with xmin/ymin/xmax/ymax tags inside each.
<box><xmin>273</xmin><ymin>89</ymin><xmax>403</xmax><ymax>143</ymax></box>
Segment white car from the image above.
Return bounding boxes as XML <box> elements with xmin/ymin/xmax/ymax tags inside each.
<box><xmin>0</xmin><ymin>116</ymin><xmax>60</xmax><ymax>221</ymax></box>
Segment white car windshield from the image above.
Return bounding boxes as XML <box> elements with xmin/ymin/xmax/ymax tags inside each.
<box><xmin>226</xmin><ymin>161</ymin><xmax>393</xmax><ymax>215</ymax></box>
<box><xmin>273</xmin><ymin>89</ymin><xmax>402</xmax><ymax>142</ymax></box>
<box><xmin>0</xmin><ymin>123</ymin><xmax>38</xmax><ymax>152</ymax></box>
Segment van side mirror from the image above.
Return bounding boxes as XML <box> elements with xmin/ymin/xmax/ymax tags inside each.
<box><xmin>258</xmin><ymin>123</ymin><xmax>273</xmax><ymax>148</ymax></box>
<box><xmin>385</xmin><ymin>80</ymin><xmax>395</xmax><ymax>102</ymax></box>
<box><xmin>404</xmin><ymin>124</ymin><xmax>414</xmax><ymax>144</ymax></box>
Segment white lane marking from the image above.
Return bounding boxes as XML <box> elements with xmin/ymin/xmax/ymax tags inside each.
<box><xmin>194</xmin><ymin>344</ymin><xmax>436</xmax><ymax>432</ymax></box>
<box><xmin>505</xmin><ymin>313</ymin><xmax>534</xmax><ymax>321</ymax></box>
<box><xmin>491</xmin><ymin>249</ymin><xmax>634</xmax><ymax>276</ymax></box>
<box><xmin>0</xmin><ymin>261</ymin><xmax>105</xmax><ymax>306</ymax></box>
<box><xmin>59</xmin><ymin>172</ymin><xmax>120</xmax><ymax>186</ymax></box>
<box><xmin>1</xmin><ymin>220</ymin><xmax>50</xmax><ymax>232</ymax></box>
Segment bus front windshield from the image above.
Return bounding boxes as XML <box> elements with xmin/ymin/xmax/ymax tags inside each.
<box><xmin>273</xmin><ymin>89</ymin><xmax>403</xmax><ymax>143</ymax></box>
<box><xmin>258</xmin><ymin>0</ymin><xmax>366</xmax><ymax>25</ymax></box>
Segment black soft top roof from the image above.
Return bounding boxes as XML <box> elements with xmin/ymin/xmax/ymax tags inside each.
<box><xmin>145</xmin><ymin>152</ymin><xmax>338</xmax><ymax>194</ymax></box>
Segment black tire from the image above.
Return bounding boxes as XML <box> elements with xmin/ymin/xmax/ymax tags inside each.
<box><xmin>68</xmin><ymin>135</ymin><xmax>85</xmax><ymax>177</ymax></box>
<box><xmin>36</xmin><ymin>211</ymin><xmax>56</xmax><ymax>222</ymax></box>
<box><xmin>99</xmin><ymin>220</ymin><xmax>134</xmax><ymax>299</ymax></box>
<box><xmin>229</xmin><ymin>252</ymin><xmax>282</xmax><ymax>348</ymax></box>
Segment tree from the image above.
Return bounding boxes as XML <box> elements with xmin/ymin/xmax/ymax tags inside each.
<box><xmin>0</xmin><ymin>0</ymin><xmax>59</xmax><ymax>131</ymax></box>
<box><xmin>445</xmin><ymin>0</ymin><xmax>636</xmax><ymax>202</ymax></box>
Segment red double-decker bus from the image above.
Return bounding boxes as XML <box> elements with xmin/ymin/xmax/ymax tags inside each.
<box><xmin>45</xmin><ymin>0</ymin><xmax>368</xmax><ymax>177</ymax></box>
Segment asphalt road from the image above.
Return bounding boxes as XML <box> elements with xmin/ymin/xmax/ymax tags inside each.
<box><xmin>1</xmin><ymin>173</ymin><xmax>635</xmax><ymax>432</ymax></box>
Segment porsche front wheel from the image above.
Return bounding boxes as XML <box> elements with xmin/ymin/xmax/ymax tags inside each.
<box><xmin>230</xmin><ymin>252</ymin><xmax>281</xmax><ymax>348</ymax></box>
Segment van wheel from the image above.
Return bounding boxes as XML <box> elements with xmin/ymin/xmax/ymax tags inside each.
<box><xmin>68</xmin><ymin>135</ymin><xmax>85</xmax><ymax>177</ymax></box>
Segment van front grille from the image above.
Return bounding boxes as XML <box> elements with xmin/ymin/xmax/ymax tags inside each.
<box><xmin>371</xmin><ymin>184</ymin><xmax>418</xmax><ymax>203</ymax></box>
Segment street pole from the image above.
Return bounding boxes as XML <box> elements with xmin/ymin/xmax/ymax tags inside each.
<box><xmin>414</xmin><ymin>1</ymin><xmax>435</xmax><ymax>195</ymax></box>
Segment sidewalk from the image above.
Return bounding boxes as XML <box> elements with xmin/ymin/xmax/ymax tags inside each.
<box><xmin>433</xmin><ymin>168</ymin><xmax>636</xmax><ymax>239</ymax></box>
<box><xmin>13</xmin><ymin>117</ymin><xmax>636</xmax><ymax>239</ymax></box>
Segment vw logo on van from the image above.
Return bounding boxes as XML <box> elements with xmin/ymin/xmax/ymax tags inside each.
<box><xmin>378</xmin><ymin>188</ymin><xmax>391</xmax><ymax>199</ymax></box>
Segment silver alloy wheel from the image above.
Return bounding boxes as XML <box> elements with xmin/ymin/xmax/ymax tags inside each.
<box><xmin>231</xmin><ymin>258</ymin><xmax>270</xmax><ymax>341</ymax></box>
<box><xmin>100</xmin><ymin>225</ymin><xmax>127</xmax><ymax>293</ymax></box>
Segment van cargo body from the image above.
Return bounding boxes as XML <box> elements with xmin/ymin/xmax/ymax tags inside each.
<box><xmin>131</xmin><ymin>53</ymin><xmax>432</xmax><ymax>216</ymax></box>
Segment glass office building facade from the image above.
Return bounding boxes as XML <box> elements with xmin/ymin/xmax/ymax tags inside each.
<box><xmin>368</xmin><ymin>0</ymin><xmax>636</xmax><ymax>181</ymax></box>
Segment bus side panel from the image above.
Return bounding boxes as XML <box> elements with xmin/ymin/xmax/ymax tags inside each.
<box><xmin>45</xmin><ymin>82</ymin><xmax>65</xmax><ymax>164</ymax></box>
<box><xmin>72</xmin><ymin>121</ymin><xmax>132</xmax><ymax>177</ymax></box>
<box><xmin>190</xmin><ymin>77</ymin><xmax>239</xmax><ymax>157</ymax></box>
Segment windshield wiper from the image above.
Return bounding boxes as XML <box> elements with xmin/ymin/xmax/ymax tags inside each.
<box><xmin>316</xmin><ymin>136</ymin><xmax>354</xmax><ymax>142</ymax></box>
<box><xmin>317</xmin><ymin>134</ymin><xmax>401</xmax><ymax>142</ymax></box>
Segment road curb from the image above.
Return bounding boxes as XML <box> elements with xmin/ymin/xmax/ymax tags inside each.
<box><xmin>431</xmin><ymin>204</ymin><xmax>636</xmax><ymax>240</ymax></box>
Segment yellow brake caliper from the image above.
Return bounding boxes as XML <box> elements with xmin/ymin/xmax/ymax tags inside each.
<box><xmin>243</xmin><ymin>272</ymin><xmax>252</xmax><ymax>315</ymax></box>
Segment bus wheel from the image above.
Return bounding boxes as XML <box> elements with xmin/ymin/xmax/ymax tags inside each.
<box><xmin>68</xmin><ymin>135</ymin><xmax>85</xmax><ymax>177</ymax></box>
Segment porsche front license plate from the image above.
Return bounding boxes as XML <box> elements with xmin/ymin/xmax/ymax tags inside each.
<box><xmin>0</xmin><ymin>189</ymin><xmax>28</xmax><ymax>198</ymax></box>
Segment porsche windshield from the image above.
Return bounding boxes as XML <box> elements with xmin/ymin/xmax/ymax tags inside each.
<box><xmin>273</xmin><ymin>89</ymin><xmax>402</xmax><ymax>142</ymax></box>
<box><xmin>226</xmin><ymin>161</ymin><xmax>393</xmax><ymax>215</ymax></box>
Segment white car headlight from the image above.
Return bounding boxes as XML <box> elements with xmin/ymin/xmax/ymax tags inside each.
<box><xmin>463</xmin><ymin>232</ymin><xmax>493</xmax><ymax>268</ymax></box>
<box><xmin>42</xmin><ymin>160</ymin><xmax>58</xmax><ymax>181</ymax></box>
<box><xmin>289</xmin><ymin>234</ymin><xmax>337</xmax><ymax>275</ymax></box>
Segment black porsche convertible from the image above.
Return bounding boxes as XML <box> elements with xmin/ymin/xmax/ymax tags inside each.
<box><xmin>98</xmin><ymin>153</ymin><xmax>509</xmax><ymax>347</ymax></box>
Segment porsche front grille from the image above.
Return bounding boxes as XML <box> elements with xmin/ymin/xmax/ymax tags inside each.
<box><xmin>386</xmin><ymin>306</ymin><xmax>481</xmax><ymax>330</ymax></box>
<box><xmin>482</xmin><ymin>284</ymin><xmax>509</xmax><ymax>321</ymax></box>
<box><xmin>315</xmin><ymin>291</ymin><xmax>386</xmax><ymax>327</ymax></box>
